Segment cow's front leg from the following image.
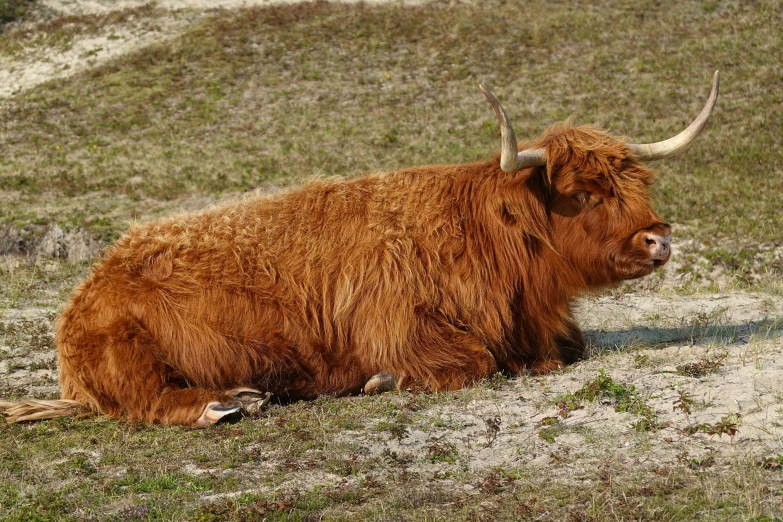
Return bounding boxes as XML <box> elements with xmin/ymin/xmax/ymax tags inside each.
<box><xmin>503</xmin><ymin>307</ymin><xmax>586</xmax><ymax>375</ymax></box>
<box><xmin>556</xmin><ymin>318</ymin><xmax>586</xmax><ymax>364</ymax></box>
<box><xmin>522</xmin><ymin>324</ymin><xmax>585</xmax><ymax>375</ymax></box>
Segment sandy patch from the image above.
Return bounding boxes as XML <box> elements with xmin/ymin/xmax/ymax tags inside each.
<box><xmin>42</xmin><ymin>0</ymin><xmax>426</xmax><ymax>14</ymax></box>
<box><xmin>0</xmin><ymin>8</ymin><xmax>201</xmax><ymax>98</ymax></box>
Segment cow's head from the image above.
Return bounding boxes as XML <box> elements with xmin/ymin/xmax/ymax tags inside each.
<box><xmin>482</xmin><ymin>71</ymin><xmax>719</xmax><ymax>287</ymax></box>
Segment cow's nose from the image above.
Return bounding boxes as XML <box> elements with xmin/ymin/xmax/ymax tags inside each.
<box><xmin>645</xmin><ymin>233</ymin><xmax>672</xmax><ymax>261</ymax></box>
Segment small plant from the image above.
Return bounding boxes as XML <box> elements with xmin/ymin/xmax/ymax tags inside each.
<box><xmin>478</xmin><ymin>469</ymin><xmax>513</xmax><ymax>495</ymax></box>
<box><xmin>426</xmin><ymin>437</ymin><xmax>459</xmax><ymax>464</ymax></box>
<box><xmin>631</xmin><ymin>411</ymin><xmax>663</xmax><ymax>433</ymax></box>
<box><xmin>70</xmin><ymin>454</ymin><xmax>96</xmax><ymax>476</ymax></box>
<box><xmin>759</xmin><ymin>455</ymin><xmax>783</xmax><ymax>471</ymax></box>
<box><xmin>484</xmin><ymin>416</ymin><xmax>501</xmax><ymax>446</ymax></box>
<box><xmin>375</xmin><ymin>412</ymin><xmax>411</xmax><ymax>441</ymax></box>
<box><xmin>536</xmin><ymin>416</ymin><xmax>563</xmax><ymax>443</ymax></box>
<box><xmin>381</xmin><ymin>447</ymin><xmax>413</xmax><ymax>466</ymax></box>
<box><xmin>555</xmin><ymin>371</ymin><xmax>659</xmax><ymax>430</ymax></box>
<box><xmin>109</xmin><ymin>506</ymin><xmax>154</xmax><ymax>522</ymax></box>
<box><xmin>596</xmin><ymin>465</ymin><xmax>612</xmax><ymax>485</ymax></box>
<box><xmin>676</xmin><ymin>351</ymin><xmax>729</xmax><ymax>378</ymax></box>
<box><xmin>683</xmin><ymin>414</ymin><xmax>741</xmax><ymax>440</ymax></box>
<box><xmin>483</xmin><ymin>372</ymin><xmax>508</xmax><ymax>390</ymax></box>
<box><xmin>570</xmin><ymin>371</ymin><xmax>632</xmax><ymax>404</ymax></box>
<box><xmin>673</xmin><ymin>390</ymin><xmax>695</xmax><ymax>419</ymax></box>
<box><xmin>689</xmin><ymin>452</ymin><xmax>715</xmax><ymax>469</ymax></box>
<box><xmin>403</xmin><ymin>392</ymin><xmax>425</xmax><ymax>411</ymax></box>
<box><xmin>194</xmin><ymin>496</ymin><xmax>293</xmax><ymax>522</ymax></box>
<box><xmin>554</xmin><ymin>395</ymin><xmax>582</xmax><ymax>414</ymax></box>
<box><xmin>633</xmin><ymin>352</ymin><xmax>651</xmax><ymax>368</ymax></box>
<box><xmin>7</xmin><ymin>360</ymin><xmax>26</xmax><ymax>372</ymax></box>
<box><xmin>27</xmin><ymin>358</ymin><xmax>57</xmax><ymax>371</ymax></box>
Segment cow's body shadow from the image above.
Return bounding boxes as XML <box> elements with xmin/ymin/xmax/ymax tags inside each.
<box><xmin>583</xmin><ymin>318</ymin><xmax>783</xmax><ymax>356</ymax></box>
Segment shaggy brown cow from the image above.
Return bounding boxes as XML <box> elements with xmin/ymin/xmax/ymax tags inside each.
<box><xmin>0</xmin><ymin>72</ymin><xmax>719</xmax><ymax>427</ymax></box>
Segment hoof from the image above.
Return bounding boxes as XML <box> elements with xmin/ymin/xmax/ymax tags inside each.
<box><xmin>364</xmin><ymin>372</ymin><xmax>397</xmax><ymax>395</ymax></box>
<box><xmin>226</xmin><ymin>387</ymin><xmax>273</xmax><ymax>415</ymax></box>
<box><xmin>197</xmin><ymin>400</ymin><xmax>242</xmax><ymax>427</ymax></box>
<box><xmin>227</xmin><ymin>387</ymin><xmax>265</xmax><ymax>400</ymax></box>
<box><xmin>243</xmin><ymin>392</ymin><xmax>273</xmax><ymax>415</ymax></box>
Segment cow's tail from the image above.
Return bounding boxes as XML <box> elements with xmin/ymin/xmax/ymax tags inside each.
<box><xmin>0</xmin><ymin>399</ymin><xmax>92</xmax><ymax>423</ymax></box>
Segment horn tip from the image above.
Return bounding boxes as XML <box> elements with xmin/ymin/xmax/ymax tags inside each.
<box><xmin>479</xmin><ymin>84</ymin><xmax>501</xmax><ymax>109</ymax></box>
<box><xmin>479</xmin><ymin>84</ymin><xmax>495</xmax><ymax>101</ymax></box>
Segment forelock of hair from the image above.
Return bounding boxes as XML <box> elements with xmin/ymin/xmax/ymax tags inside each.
<box><xmin>528</xmin><ymin>119</ymin><xmax>654</xmax><ymax>192</ymax></box>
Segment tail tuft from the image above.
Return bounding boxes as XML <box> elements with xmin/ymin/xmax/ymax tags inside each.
<box><xmin>0</xmin><ymin>399</ymin><xmax>92</xmax><ymax>423</ymax></box>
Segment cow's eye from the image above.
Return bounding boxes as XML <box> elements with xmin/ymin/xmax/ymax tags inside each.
<box><xmin>573</xmin><ymin>191</ymin><xmax>590</xmax><ymax>206</ymax></box>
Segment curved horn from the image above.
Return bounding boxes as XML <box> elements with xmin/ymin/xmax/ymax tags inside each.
<box><xmin>629</xmin><ymin>70</ymin><xmax>720</xmax><ymax>161</ymax></box>
<box><xmin>480</xmin><ymin>85</ymin><xmax>546</xmax><ymax>173</ymax></box>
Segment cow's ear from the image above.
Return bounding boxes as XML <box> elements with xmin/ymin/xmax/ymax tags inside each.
<box><xmin>493</xmin><ymin>173</ymin><xmax>551</xmax><ymax>241</ymax></box>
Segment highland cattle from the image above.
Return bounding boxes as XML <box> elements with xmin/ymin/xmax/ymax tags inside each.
<box><xmin>0</xmin><ymin>72</ymin><xmax>720</xmax><ymax>426</ymax></box>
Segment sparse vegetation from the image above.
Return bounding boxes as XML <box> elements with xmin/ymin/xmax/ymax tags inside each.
<box><xmin>673</xmin><ymin>389</ymin><xmax>695</xmax><ymax>419</ymax></box>
<box><xmin>426</xmin><ymin>437</ymin><xmax>459</xmax><ymax>464</ymax></box>
<box><xmin>484</xmin><ymin>415</ymin><xmax>501</xmax><ymax>446</ymax></box>
<box><xmin>536</xmin><ymin>416</ymin><xmax>564</xmax><ymax>443</ymax></box>
<box><xmin>760</xmin><ymin>455</ymin><xmax>783</xmax><ymax>471</ymax></box>
<box><xmin>676</xmin><ymin>350</ymin><xmax>729</xmax><ymax>377</ymax></box>
<box><xmin>558</xmin><ymin>371</ymin><xmax>651</xmax><ymax>414</ymax></box>
<box><xmin>683</xmin><ymin>413</ymin><xmax>742</xmax><ymax>440</ymax></box>
<box><xmin>556</xmin><ymin>371</ymin><xmax>661</xmax><ymax>432</ymax></box>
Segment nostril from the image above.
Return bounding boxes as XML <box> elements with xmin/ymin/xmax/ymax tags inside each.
<box><xmin>645</xmin><ymin>233</ymin><xmax>672</xmax><ymax>261</ymax></box>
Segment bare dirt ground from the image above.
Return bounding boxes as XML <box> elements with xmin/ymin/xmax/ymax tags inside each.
<box><xmin>1</xmin><ymin>1</ymin><xmax>782</xmax><ymax>519</ymax></box>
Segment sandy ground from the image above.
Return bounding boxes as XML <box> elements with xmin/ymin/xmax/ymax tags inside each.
<box><xmin>42</xmin><ymin>0</ymin><xmax>427</xmax><ymax>13</ymax></box>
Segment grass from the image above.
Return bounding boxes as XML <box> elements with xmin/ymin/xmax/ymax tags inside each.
<box><xmin>1</xmin><ymin>330</ymin><xmax>782</xmax><ymax>520</ymax></box>
<box><xmin>0</xmin><ymin>1</ymin><xmax>782</xmax><ymax>520</ymax></box>
<box><xmin>554</xmin><ymin>370</ymin><xmax>660</xmax><ymax>432</ymax></box>
<box><xmin>0</xmin><ymin>390</ymin><xmax>781</xmax><ymax>521</ymax></box>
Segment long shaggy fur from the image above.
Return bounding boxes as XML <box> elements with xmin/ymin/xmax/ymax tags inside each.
<box><xmin>0</xmin><ymin>122</ymin><xmax>671</xmax><ymax>426</ymax></box>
